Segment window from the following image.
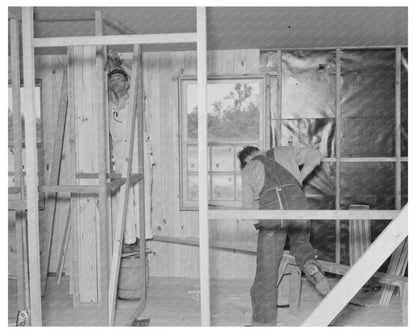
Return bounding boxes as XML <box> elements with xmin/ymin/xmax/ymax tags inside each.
<box><xmin>179</xmin><ymin>76</ymin><xmax>267</xmax><ymax>209</ymax></box>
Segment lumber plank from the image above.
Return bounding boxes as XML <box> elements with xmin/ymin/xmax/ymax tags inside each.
<box><xmin>301</xmin><ymin>205</ymin><xmax>408</xmax><ymax>326</ymax></box>
<box><xmin>108</xmin><ymin>44</ymin><xmax>141</xmax><ymax>326</ymax></box>
<box><xmin>208</xmin><ymin>209</ymin><xmax>399</xmax><ymax>220</ymax></box>
<box><xmin>56</xmin><ymin>205</ymin><xmax>71</xmax><ymax>284</ymax></box>
<box><xmin>152</xmin><ymin>235</ymin><xmax>407</xmax><ymax>288</ymax></box>
<box><xmin>22</xmin><ymin>7</ymin><xmax>42</xmax><ymax>325</ymax></box>
<box><xmin>196</xmin><ymin>7</ymin><xmax>210</xmax><ymax>326</ymax></box>
<box><xmin>33</xmin><ymin>33</ymin><xmax>197</xmax><ymax>48</ymax></box>
<box><xmin>335</xmin><ymin>48</ymin><xmax>341</xmax><ymax>264</ymax></box>
<box><xmin>38</xmin><ymin>185</ymin><xmax>100</xmax><ymax>193</ymax></box>
<box><xmin>95</xmin><ymin>10</ymin><xmax>108</xmax><ymax>305</ymax></box>
<box><xmin>40</xmin><ymin>70</ymin><xmax>68</xmax><ymax>296</ymax></box>
<box><xmin>67</xmin><ymin>46</ymin><xmax>80</xmax><ymax>304</ymax></box>
<box><xmin>10</xmin><ymin>16</ymin><xmax>28</xmax><ymax>312</ymax></box>
<box><xmin>136</xmin><ymin>43</ymin><xmax>147</xmax><ymax>315</ymax></box>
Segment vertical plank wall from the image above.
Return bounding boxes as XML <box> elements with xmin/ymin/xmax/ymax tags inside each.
<box><xmin>8</xmin><ymin>49</ymin><xmax>261</xmax><ymax>284</ymax></box>
<box><xmin>145</xmin><ymin>49</ymin><xmax>260</xmax><ymax>279</ymax></box>
<box><xmin>8</xmin><ymin>55</ymin><xmax>72</xmax><ymax>279</ymax></box>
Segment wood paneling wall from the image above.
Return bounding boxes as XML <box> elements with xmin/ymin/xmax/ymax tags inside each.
<box><xmin>145</xmin><ymin>49</ymin><xmax>260</xmax><ymax>279</ymax></box>
<box><xmin>8</xmin><ymin>49</ymin><xmax>261</xmax><ymax>283</ymax></box>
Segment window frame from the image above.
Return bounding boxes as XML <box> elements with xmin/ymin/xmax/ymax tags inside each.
<box><xmin>178</xmin><ymin>75</ymin><xmax>269</xmax><ymax>210</ymax></box>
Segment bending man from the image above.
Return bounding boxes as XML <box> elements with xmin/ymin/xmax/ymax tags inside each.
<box><xmin>238</xmin><ymin>145</ymin><xmax>330</xmax><ymax>326</ymax></box>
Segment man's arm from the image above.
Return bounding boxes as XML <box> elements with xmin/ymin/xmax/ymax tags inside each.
<box><xmin>293</xmin><ymin>147</ymin><xmax>322</xmax><ymax>183</ymax></box>
<box><xmin>242</xmin><ymin>160</ymin><xmax>264</xmax><ymax>210</ymax></box>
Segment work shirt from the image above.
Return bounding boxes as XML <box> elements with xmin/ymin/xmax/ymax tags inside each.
<box><xmin>109</xmin><ymin>93</ymin><xmax>138</xmax><ymax>172</ymax></box>
<box><xmin>242</xmin><ymin>146</ymin><xmax>321</xmax><ymax>210</ymax></box>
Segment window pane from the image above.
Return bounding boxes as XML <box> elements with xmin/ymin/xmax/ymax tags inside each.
<box><xmin>188</xmin><ymin>175</ymin><xmax>211</xmax><ymax>201</ymax></box>
<box><xmin>212</xmin><ymin>175</ymin><xmax>234</xmax><ymax>200</ymax></box>
<box><xmin>187</xmin><ymin>145</ymin><xmax>210</xmax><ymax>171</ymax></box>
<box><xmin>186</xmin><ymin>81</ymin><xmax>261</xmax><ymax>141</ymax></box>
<box><xmin>211</xmin><ymin>146</ymin><xmax>234</xmax><ymax>171</ymax></box>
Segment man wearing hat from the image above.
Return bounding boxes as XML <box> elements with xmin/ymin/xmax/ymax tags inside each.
<box><xmin>108</xmin><ymin>66</ymin><xmax>141</xmax><ymax>255</ymax></box>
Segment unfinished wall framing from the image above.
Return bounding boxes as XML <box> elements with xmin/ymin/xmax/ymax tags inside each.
<box><xmin>9</xmin><ymin>6</ymin><xmax>407</xmax><ymax>327</ymax></box>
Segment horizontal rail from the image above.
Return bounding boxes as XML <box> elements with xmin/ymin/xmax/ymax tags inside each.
<box><xmin>8</xmin><ymin>187</ymin><xmax>21</xmax><ymax>194</ymax></box>
<box><xmin>32</xmin><ymin>33</ymin><xmax>197</xmax><ymax>48</ymax></box>
<box><xmin>9</xmin><ymin>200</ymin><xmax>27</xmax><ymax>210</ymax></box>
<box><xmin>76</xmin><ymin>172</ymin><xmax>143</xmax><ymax>179</ymax></box>
<box><xmin>208</xmin><ymin>209</ymin><xmax>400</xmax><ymax>220</ymax></box>
<box><xmin>152</xmin><ymin>235</ymin><xmax>407</xmax><ymax>287</ymax></box>
<box><xmin>321</xmin><ymin>157</ymin><xmax>408</xmax><ymax>163</ymax></box>
<box><xmin>38</xmin><ymin>185</ymin><xmax>100</xmax><ymax>194</ymax></box>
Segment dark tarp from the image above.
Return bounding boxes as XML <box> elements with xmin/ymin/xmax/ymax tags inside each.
<box><xmin>280</xmin><ymin>48</ymin><xmax>407</xmax><ymax>266</ymax></box>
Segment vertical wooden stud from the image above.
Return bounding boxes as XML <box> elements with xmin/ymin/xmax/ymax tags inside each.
<box><xmin>196</xmin><ymin>6</ymin><xmax>210</xmax><ymax>326</ymax></box>
<box><xmin>21</xmin><ymin>7</ymin><xmax>42</xmax><ymax>325</ymax></box>
<box><xmin>335</xmin><ymin>48</ymin><xmax>341</xmax><ymax>264</ymax></box>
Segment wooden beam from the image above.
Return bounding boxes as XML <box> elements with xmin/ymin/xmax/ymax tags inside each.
<box><xmin>9</xmin><ymin>200</ymin><xmax>27</xmax><ymax>211</ymax></box>
<box><xmin>108</xmin><ymin>44</ymin><xmax>141</xmax><ymax>326</ymax></box>
<box><xmin>301</xmin><ymin>205</ymin><xmax>408</xmax><ymax>326</ymax></box>
<box><xmin>67</xmin><ymin>46</ymin><xmax>80</xmax><ymax>305</ymax></box>
<box><xmin>76</xmin><ymin>172</ymin><xmax>142</xmax><ymax>179</ymax></box>
<box><xmin>208</xmin><ymin>209</ymin><xmax>399</xmax><ymax>220</ymax></box>
<box><xmin>95</xmin><ymin>10</ymin><xmax>109</xmax><ymax>306</ymax></box>
<box><xmin>335</xmin><ymin>48</ymin><xmax>341</xmax><ymax>264</ymax></box>
<box><xmin>395</xmin><ymin>46</ymin><xmax>402</xmax><ymax>210</ymax></box>
<box><xmin>33</xmin><ymin>33</ymin><xmax>197</xmax><ymax>48</ymax></box>
<box><xmin>136</xmin><ymin>41</ymin><xmax>147</xmax><ymax>317</ymax></box>
<box><xmin>152</xmin><ymin>235</ymin><xmax>407</xmax><ymax>288</ymax></box>
<box><xmin>40</xmin><ymin>70</ymin><xmax>68</xmax><ymax>296</ymax></box>
<box><xmin>22</xmin><ymin>7</ymin><xmax>42</xmax><ymax>326</ymax></box>
<box><xmin>56</xmin><ymin>206</ymin><xmax>71</xmax><ymax>284</ymax></box>
<box><xmin>38</xmin><ymin>185</ymin><xmax>100</xmax><ymax>194</ymax></box>
<box><xmin>197</xmin><ymin>7</ymin><xmax>210</xmax><ymax>326</ymax></box>
<box><xmin>10</xmin><ymin>16</ymin><xmax>27</xmax><ymax>311</ymax></box>
<box><xmin>378</xmin><ymin>47</ymin><xmax>407</xmax><ymax>307</ymax></box>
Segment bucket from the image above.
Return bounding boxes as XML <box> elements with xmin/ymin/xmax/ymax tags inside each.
<box><xmin>117</xmin><ymin>253</ymin><xmax>149</xmax><ymax>301</ymax></box>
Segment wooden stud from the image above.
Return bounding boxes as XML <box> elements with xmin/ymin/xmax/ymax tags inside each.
<box><xmin>67</xmin><ymin>46</ymin><xmax>80</xmax><ymax>305</ymax></box>
<box><xmin>40</xmin><ymin>70</ymin><xmax>68</xmax><ymax>295</ymax></box>
<box><xmin>196</xmin><ymin>7</ymin><xmax>210</xmax><ymax>326</ymax></box>
<box><xmin>76</xmin><ymin>172</ymin><xmax>142</xmax><ymax>179</ymax></box>
<box><xmin>95</xmin><ymin>10</ymin><xmax>109</xmax><ymax>306</ymax></box>
<box><xmin>108</xmin><ymin>44</ymin><xmax>141</xmax><ymax>326</ymax></box>
<box><xmin>38</xmin><ymin>185</ymin><xmax>100</xmax><ymax>193</ymax></box>
<box><xmin>335</xmin><ymin>48</ymin><xmax>341</xmax><ymax>264</ymax></box>
<box><xmin>32</xmin><ymin>33</ymin><xmax>197</xmax><ymax>48</ymax></box>
<box><xmin>302</xmin><ymin>205</ymin><xmax>408</xmax><ymax>326</ymax></box>
<box><xmin>136</xmin><ymin>44</ymin><xmax>147</xmax><ymax>315</ymax></box>
<box><xmin>348</xmin><ymin>205</ymin><xmax>370</xmax><ymax>265</ymax></box>
<box><xmin>395</xmin><ymin>46</ymin><xmax>402</xmax><ymax>210</ymax></box>
<box><xmin>379</xmin><ymin>47</ymin><xmax>407</xmax><ymax>307</ymax></box>
<box><xmin>56</xmin><ymin>206</ymin><xmax>71</xmax><ymax>284</ymax></box>
<box><xmin>208</xmin><ymin>209</ymin><xmax>399</xmax><ymax>220</ymax></box>
<box><xmin>21</xmin><ymin>7</ymin><xmax>42</xmax><ymax>326</ymax></box>
<box><xmin>10</xmin><ymin>17</ymin><xmax>27</xmax><ymax>312</ymax></box>
<box><xmin>275</xmin><ymin>50</ymin><xmax>282</xmax><ymax>146</ymax></box>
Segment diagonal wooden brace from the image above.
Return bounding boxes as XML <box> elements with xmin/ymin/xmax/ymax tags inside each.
<box><xmin>107</xmin><ymin>44</ymin><xmax>142</xmax><ymax>326</ymax></box>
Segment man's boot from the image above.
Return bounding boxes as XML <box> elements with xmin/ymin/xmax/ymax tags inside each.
<box><xmin>304</xmin><ymin>262</ymin><xmax>330</xmax><ymax>296</ymax></box>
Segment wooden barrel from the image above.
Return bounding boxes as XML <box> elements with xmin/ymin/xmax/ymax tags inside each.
<box><xmin>117</xmin><ymin>253</ymin><xmax>149</xmax><ymax>301</ymax></box>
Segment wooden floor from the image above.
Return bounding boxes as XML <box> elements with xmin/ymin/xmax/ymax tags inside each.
<box><xmin>8</xmin><ymin>275</ymin><xmax>404</xmax><ymax>326</ymax></box>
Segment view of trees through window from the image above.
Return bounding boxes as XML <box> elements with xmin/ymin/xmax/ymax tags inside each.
<box><xmin>180</xmin><ymin>78</ymin><xmax>265</xmax><ymax>208</ymax></box>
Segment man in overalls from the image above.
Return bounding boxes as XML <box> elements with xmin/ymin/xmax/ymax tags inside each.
<box><xmin>238</xmin><ymin>145</ymin><xmax>330</xmax><ymax>326</ymax></box>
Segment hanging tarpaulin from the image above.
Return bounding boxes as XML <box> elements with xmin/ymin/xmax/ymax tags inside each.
<box><xmin>279</xmin><ymin>48</ymin><xmax>407</xmax><ymax>265</ymax></box>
